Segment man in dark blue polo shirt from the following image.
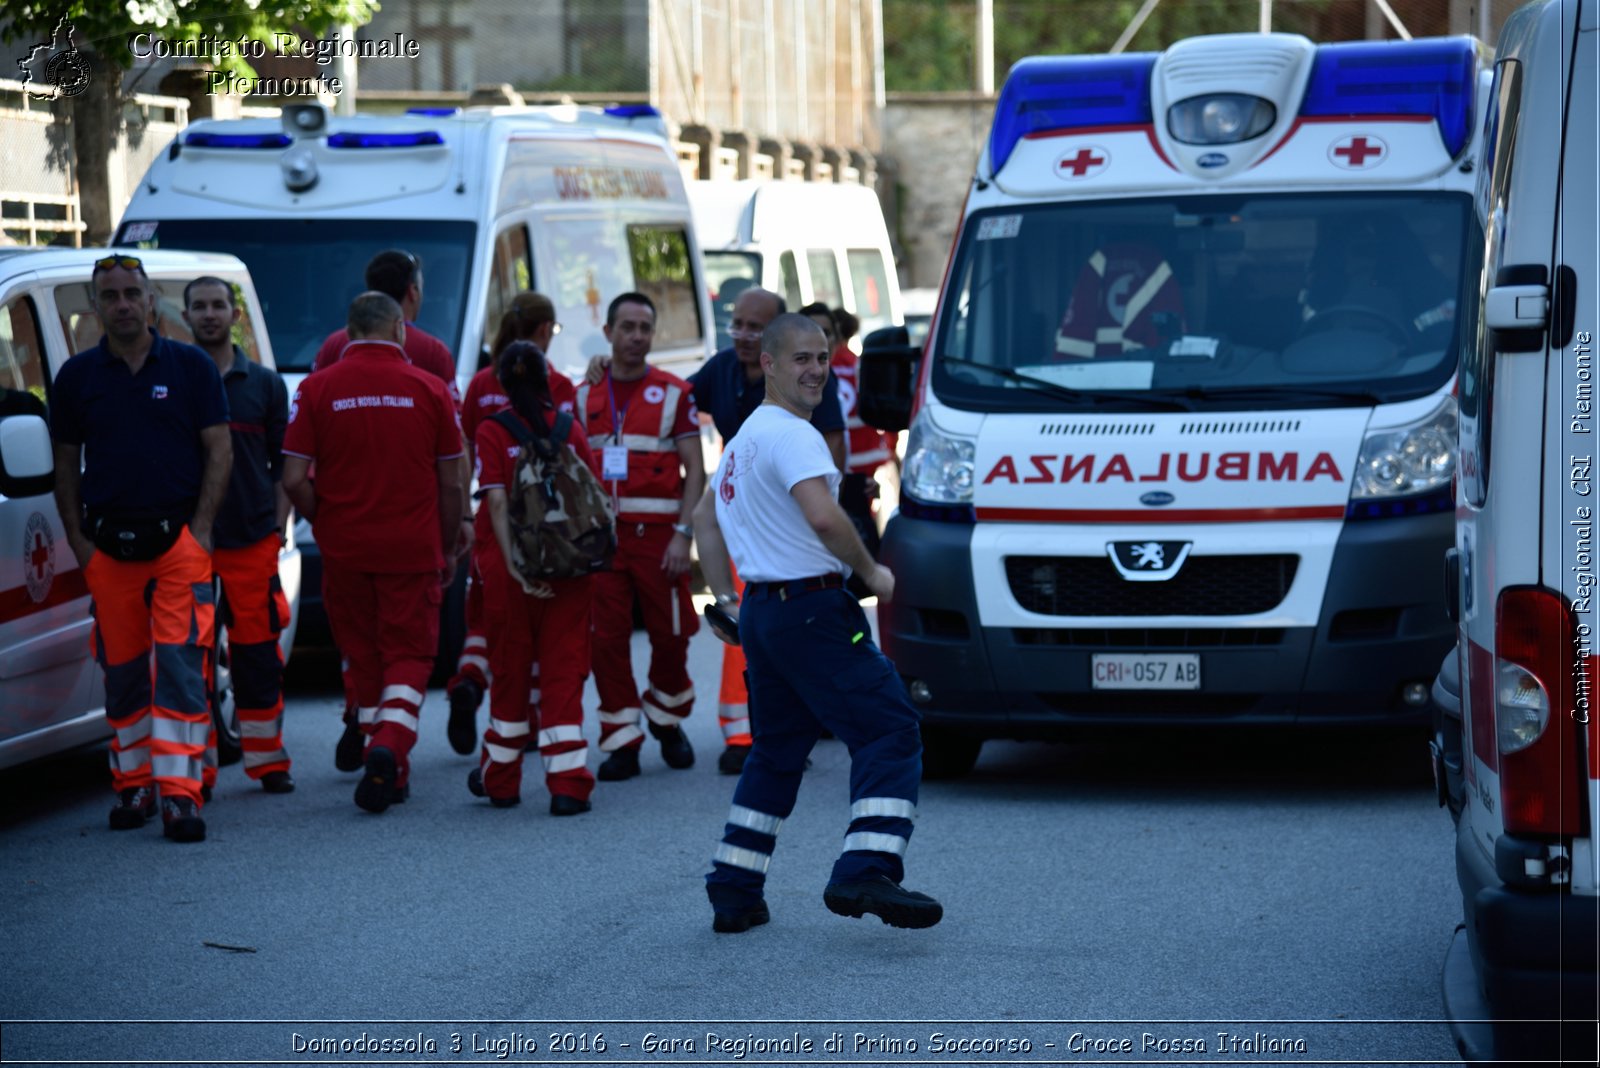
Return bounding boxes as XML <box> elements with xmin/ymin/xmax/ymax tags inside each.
<box><xmin>183</xmin><ymin>276</ymin><xmax>295</xmax><ymax>798</ymax></box>
<box><xmin>51</xmin><ymin>255</ymin><xmax>232</xmax><ymax>844</ymax></box>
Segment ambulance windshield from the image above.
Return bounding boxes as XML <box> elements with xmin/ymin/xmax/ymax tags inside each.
<box><xmin>934</xmin><ymin>193</ymin><xmax>1475</xmax><ymax>411</ymax></box>
<box><xmin>115</xmin><ymin>218</ymin><xmax>475</xmax><ymax>371</ymax></box>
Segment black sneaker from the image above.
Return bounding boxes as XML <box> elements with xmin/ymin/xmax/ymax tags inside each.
<box><xmin>596</xmin><ymin>746</ymin><xmax>640</xmax><ymax>781</ymax></box>
<box><xmin>354</xmin><ymin>746</ymin><xmax>400</xmax><ymax>814</ymax></box>
<box><xmin>549</xmin><ymin>794</ymin><xmax>591</xmax><ymax>816</ymax></box>
<box><xmin>712</xmin><ymin>901</ymin><xmax>771</xmax><ymax>934</ymax></box>
<box><xmin>466</xmin><ymin>766</ymin><xmax>519</xmax><ymax>808</ymax></box>
<box><xmin>718</xmin><ymin>744</ymin><xmax>750</xmax><ymax>775</ymax></box>
<box><xmin>261</xmin><ymin>770</ymin><xmax>295</xmax><ymax>794</ymax></box>
<box><xmin>160</xmin><ymin>797</ymin><xmax>206</xmax><ymax>843</ymax></box>
<box><xmin>335</xmin><ymin>716</ymin><xmax>365</xmax><ymax>772</ymax></box>
<box><xmin>446</xmin><ymin>679</ymin><xmax>483</xmax><ymax>756</ymax></box>
<box><xmin>109</xmin><ymin>786</ymin><xmax>156</xmax><ymax>830</ymax></box>
<box><xmin>650</xmin><ymin>723</ymin><xmax>695</xmax><ymax>770</ymax></box>
<box><xmin>823</xmin><ymin>875</ymin><xmax>943</xmax><ymax>929</ymax></box>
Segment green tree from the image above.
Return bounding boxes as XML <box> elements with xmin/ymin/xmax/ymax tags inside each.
<box><xmin>2</xmin><ymin>1</ymin><xmax>377</xmax><ymax>243</ymax></box>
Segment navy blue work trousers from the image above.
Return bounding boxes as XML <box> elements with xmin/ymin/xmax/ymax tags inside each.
<box><xmin>706</xmin><ymin>583</ymin><xmax>922</xmax><ymax>907</ymax></box>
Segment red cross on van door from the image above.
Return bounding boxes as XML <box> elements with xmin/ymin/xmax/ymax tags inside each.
<box><xmin>1055</xmin><ymin>146</ymin><xmax>1110</xmax><ymax>179</ymax></box>
<box><xmin>1329</xmin><ymin>134</ymin><xmax>1387</xmax><ymax>169</ymax></box>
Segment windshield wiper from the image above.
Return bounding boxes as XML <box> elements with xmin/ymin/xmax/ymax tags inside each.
<box><xmin>1178</xmin><ymin>384</ymin><xmax>1385</xmax><ymax>406</ymax></box>
<box><xmin>938</xmin><ymin>355</ymin><xmax>1193</xmax><ymax>411</ymax></box>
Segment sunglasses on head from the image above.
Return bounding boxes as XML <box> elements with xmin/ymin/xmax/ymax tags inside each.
<box><xmin>94</xmin><ymin>254</ymin><xmax>143</xmax><ymax>271</ymax></box>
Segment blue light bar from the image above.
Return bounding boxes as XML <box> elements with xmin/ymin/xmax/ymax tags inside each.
<box><xmin>1301</xmin><ymin>38</ymin><xmax>1477</xmax><ymax>157</ymax></box>
<box><xmin>184</xmin><ymin>132</ymin><xmax>291</xmax><ymax>149</ymax></box>
<box><xmin>406</xmin><ymin>107</ymin><xmax>460</xmax><ymax>117</ymax></box>
<box><xmin>604</xmin><ymin>104</ymin><xmax>661</xmax><ymax>119</ymax></box>
<box><xmin>1345</xmin><ymin>486</ymin><xmax>1454</xmax><ymax>522</ymax></box>
<box><xmin>989</xmin><ymin>54</ymin><xmax>1156</xmax><ymax>173</ymax></box>
<box><xmin>326</xmin><ymin>131</ymin><xmax>445</xmax><ymax>149</ymax></box>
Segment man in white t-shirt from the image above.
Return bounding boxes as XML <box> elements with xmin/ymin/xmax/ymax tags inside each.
<box><xmin>692</xmin><ymin>313</ymin><xmax>942</xmax><ymax>934</ymax></box>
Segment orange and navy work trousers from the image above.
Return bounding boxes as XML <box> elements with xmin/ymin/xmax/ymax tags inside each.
<box><xmin>85</xmin><ymin>528</ymin><xmax>214</xmax><ymax>807</ymax></box>
<box><xmin>323</xmin><ymin>562</ymin><xmax>440</xmax><ymax>788</ymax></box>
<box><xmin>478</xmin><ymin>547</ymin><xmax>595</xmax><ymax>803</ymax></box>
<box><xmin>718</xmin><ymin>563</ymin><xmax>750</xmax><ymax>748</ymax></box>
<box><xmin>207</xmin><ymin>533</ymin><xmax>291</xmax><ymax>783</ymax></box>
<box><xmin>593</xmin><ymin>522</ymin><xmax>698</xmax><ymax>754</ymax></box>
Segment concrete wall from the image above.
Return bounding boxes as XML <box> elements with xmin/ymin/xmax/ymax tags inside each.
<box><xmin>881</xmin><ymin>92</ymin><xmax>990</xmax><ymax>289</ymax></box>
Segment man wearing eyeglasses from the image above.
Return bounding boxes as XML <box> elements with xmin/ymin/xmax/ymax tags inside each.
<box><xmin>50</xmin><ymin>255</ymin><xmax>233</xmax><ymax>844</ymax></box>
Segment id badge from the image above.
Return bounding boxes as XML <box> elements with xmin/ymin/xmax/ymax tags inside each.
<box><xmin>602</xmin><ymin>445</ymin><xmax>629</xmax><ymax>480</ymax></box>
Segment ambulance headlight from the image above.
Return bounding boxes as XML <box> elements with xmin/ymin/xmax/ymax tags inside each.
<box><xmin>1352</xmin><ymin>398</ymin><xmax>1457</xmax><ymax>499</ymax></box>
<box><xmin>903</xmin><ymin>414</ymin><xmax>975</xmax><ymax>505</ymax></box>
<box><xmin>1167</xmin><ymin>94</ymin><xmax>1276</xmax><ymax>145</ymax></box>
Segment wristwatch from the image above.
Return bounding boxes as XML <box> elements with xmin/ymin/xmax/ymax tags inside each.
<box><xmin>716</xmin><ymin>592</ymin><xmax>739</xmax><ymax>607</ymax></box>
<box><xmin>672</xmin><ymin>522</ymin><xmax>694</xmax><ymax>540</ymax></box>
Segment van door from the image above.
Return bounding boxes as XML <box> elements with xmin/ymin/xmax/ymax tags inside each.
<box><xmin>0</xmin><ymin>281</ymin><xmax>101</xmax><ymax>754</ymax></box>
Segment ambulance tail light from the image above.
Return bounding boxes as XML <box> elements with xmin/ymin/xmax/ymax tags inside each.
<box><xmin>1167</xmin><ymin>94</ymin><xmax>1276</xmax><ymax>145</ymax></box>
<box><xmin>1494</xmin><ymin>587</ymin><xmax>1587</xmax><ymax>837</ymax></box>
<box><xmin>900</xmin><ymin>413</ymin><xmax>976</xmax><ymax>522</ymax></box>
<box><xmin>1348</xmin><ymin>397</ymin><xmax>1456</xmax><ymax>515</ymax></box>
<box><xmin>1300</xmin><ymin>38</ymin><xmax>1478</xmax><ymax>158</ymax></box>
<box><xmin>988</xmin><ymin>54</ymin><xmax>1155</xmax><ymax>173</ymax></box>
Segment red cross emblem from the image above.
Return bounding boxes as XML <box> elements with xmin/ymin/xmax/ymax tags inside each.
<box><xmin>24</xmin><ymin>511</ymin><xmax>54</xmax><ymax>603</ymax></box>
<box><xmin>29</xmin><ymin>531</ymin><xmax>49</xmax><ymax>580</ymax></box>
<box><xmin>1055</xmin><ymin>146</ymin><xmax>1109</xmax><ymax>179</ymax></box>
<box><xmin>1330</xmin><ymin>135</ymin><xmax>1386</xmax><ymax>168</ymax></box>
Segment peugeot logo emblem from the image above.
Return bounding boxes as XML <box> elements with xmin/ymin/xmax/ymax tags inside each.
<box><xmin>1107</xmin><ymin>540</ymin><xmax>1193</xmax><ymax>582</ymax></box>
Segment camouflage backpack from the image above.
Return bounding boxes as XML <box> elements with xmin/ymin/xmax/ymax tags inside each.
<box><xmin>490</xmin><ymin>409</ymin><xmax>615</xmax><ymax>581</ymax></box>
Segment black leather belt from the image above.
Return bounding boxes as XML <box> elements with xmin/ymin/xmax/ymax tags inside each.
<box><xmin>745</xmin><ymin>573</ymin><xmax>846</xmax><ymax>601</ymax></box>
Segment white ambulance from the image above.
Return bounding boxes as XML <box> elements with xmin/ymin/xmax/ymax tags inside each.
<box><xmin>859</xmin><ymin>33</ymin><xmax>1489</xmax><ymax>776</ymax></box>
<box><xmin>1432</xmin><ymin>0</ymin><xmax>1598</xmax><ymax>1059</ymax></box>
<box><xmin>114</xmin><ymin>103</ymin><xmax>714</xmax><ymax>656</ymax></box>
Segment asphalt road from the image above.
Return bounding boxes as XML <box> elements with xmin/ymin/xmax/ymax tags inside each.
<box><xmin>0</xmin><ymin>606</ymin><xmax>1465</xmax><ymax>1067</ymax></box>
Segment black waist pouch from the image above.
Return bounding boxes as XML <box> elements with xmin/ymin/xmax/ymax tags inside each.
<box><xmin>88</xmin><ymin>513</ymin><xmax>186</xmax><ymax>562</ymax></box>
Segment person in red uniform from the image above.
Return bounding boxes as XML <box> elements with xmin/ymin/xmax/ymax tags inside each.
<box><xmin>445</xmin><ymin>291</ymin><xmax>576</xmax><ymax>754</ymax></box>
<box><xmin>805</xmin><ymin>303</ymin><xmax>888</xmax><ymax>566</ymax></box>
<box><xmin>312</xmin><ymin>249</ymin><xmax>470</xmax><ymax>770</ymax></box>
<box><xmin>51</xmin><ymin>255</ymin><xmax>231</xmax><ymax>843</ymax></box>
<box><xmin>282</xmin><ymin>292</ymin><xmax>465</xmax><ymax>813</ymax></box>
<box><xmin>578</xmin><ymin>293</ymin><xmax>704</xmax><ymax>781</ymax></box>
<box><xmin>182</xmin><ymin>276</ymin><xmax>295</xmax><ymax>796</ymax></box>
<box><xmin>469</xmin><ymin>340</ymin><xmax>597</xmax><ymax>815</ymax></box>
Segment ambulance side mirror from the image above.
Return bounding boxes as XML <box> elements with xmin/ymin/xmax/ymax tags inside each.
<box><xmin>0</xmin><ymin>413</ymin><xmax>56</xmax><ymax>499</ymax></box>
<box><xmin>858</xmin><ymin>325</ymin><xmax>919</xmax><ymax>433</ymax></box>
<box><xmin>1485</xmin><ymin>264</ymin><xmax>1549</xmax><ymax>353</ymax></box>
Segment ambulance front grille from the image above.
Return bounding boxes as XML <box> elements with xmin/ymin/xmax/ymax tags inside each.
<box><xmin>1004</xmin><ymin>554</ymin><xmax>1299</xmax><ymax>616</ymax></box>
<box><xmin>1013</xmin><ymin>627</ymin><xmax>1286</xmax><ymax>647</ymax></box>
<box><xmin>1178</xmin><ymin>418</ymin><xmax>1301</xmax><ymax>434</ymax></box>
<box><xmin>1038</xmin><ymin>421</ymin><xmax>1157</xmax><ymax>436</ymax></box>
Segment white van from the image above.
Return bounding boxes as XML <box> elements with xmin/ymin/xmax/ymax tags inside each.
<box><xmin>115</xmin><ymin>103</ymin><xmax>714</xmax><ymax>656</ymax></box>
<box><xmin>690</xmin><ymin>179</ymin><xmax>902</xmax><ymax>348</ymax></box>
<box><xmin>117</xmin><ymin>104</ymin><xmax>713</xmax><ymax>385</ymax></box>
<box><xmin>858</xmin><ymin>32</ymin><xmax>1490</xmax><ymax>776</ymax></box>
<box><xmin>0</xmin><ymin>248</ymin><xmax>298</xmax><ymax>769</ymax></box>
<box><xmin>1432</xmin><ymin>0</ymin><xmax>1598</xmax><ymax>1060</ymax></box>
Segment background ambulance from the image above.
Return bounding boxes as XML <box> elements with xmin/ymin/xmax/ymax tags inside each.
<box><xmin>114</xmin><ymin>103</ymin><xmax>714</xmax><ymax>664</ymax></box>
<box><xmin>860</xmin><ymin>32</ymin><xmax>1489</xmax><ymax>776</ymax></box>
<box><xmin>1432</xmin><ymin>0</ymin><xmax>1598</xmax><ymax>1059</ymax></box>
<box><xmin>0</xmin><ymin>248</ymin><xmax>296</xmax><ymax>769</ymax></box>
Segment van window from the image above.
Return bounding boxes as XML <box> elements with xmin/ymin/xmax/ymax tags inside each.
<box><xmin>704</xmin><ymin>251</ymin><xmax>760</xmax><ymax>350</ymax></box>
<box><xmin>846</xmin><ymin>248</ymin><xmax>894</xmax><ymax>333</ymax></box>
<box><xmin>542</xmin><ymin>216</ymin><xmax>635</xmax><ymax>362</ymax></box>
<box><xmin>934</xmin><ymin>194</ymin><xmax>1470</xmax><ymax>412</ymax></box>
<box><xmin>484</xmin><ymin>224</ymin><xmax>533</xmax><ymax>362</ymax></box>
<box><xmin>1</xmin><ymin>293</ymin><xmax>48</xmax><ymax>411</ymax></box>
<box><xmin>777</xmin><ymin>251</ymin><xmax>802</xmax><ymax>310</ymax></box>
<box><xmin>1460</xmin><ymin>59</ymin><xmax>1523</xmax><ymax>508</ymax></box>
<box><xmin>626</xmin><ymin>224</ymin><xmax>702</xmax><ymax>349</ymax></box>
<box><xmin>807</xmin><ymin>250</ymin><xmax>844</xmax><ymax>309</ymax></box>
<box><xmin>117</xmin><ymin>218</ymin><xmax>476</xmax><ymax>371</ymax></box>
